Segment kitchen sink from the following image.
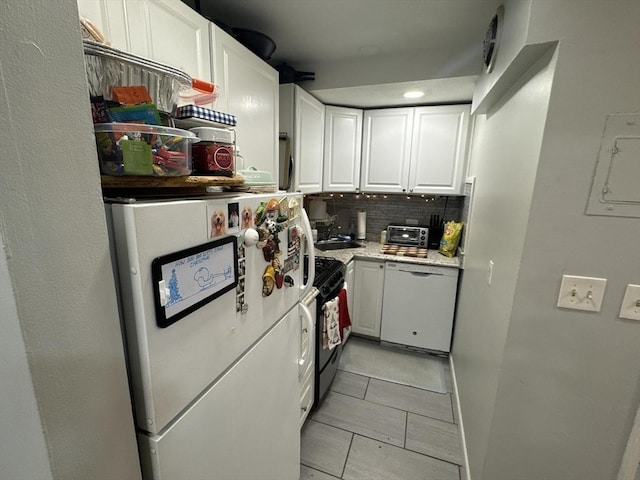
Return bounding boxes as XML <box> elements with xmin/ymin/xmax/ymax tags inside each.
<box><xmin>314</xmin><ymin>239</ymin><xmax>364</xmax><ymax>251</ymax></box>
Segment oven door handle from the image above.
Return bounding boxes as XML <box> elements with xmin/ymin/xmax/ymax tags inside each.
<box><xmin>299</xmin><ymin>206</ymin><xmax>315</xmax><ymax>298</ymax></box>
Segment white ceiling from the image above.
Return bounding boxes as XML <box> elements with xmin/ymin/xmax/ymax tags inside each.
<box><xmin>188</xmin><ymin>0</ymin><xmax>503</xmax><ymax>107</ymax></box>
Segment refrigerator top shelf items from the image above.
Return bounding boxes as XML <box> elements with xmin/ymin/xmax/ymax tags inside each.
<box><xmin>100</xmin><ymin>174</ymin><xmax>245</xmax><ymax>190</ymax></box>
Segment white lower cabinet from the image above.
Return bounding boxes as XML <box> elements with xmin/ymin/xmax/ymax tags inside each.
<box><xmin>351</xmin><ymin>260</ymin><xmax>385</xmax><ymax>338</ymax></box>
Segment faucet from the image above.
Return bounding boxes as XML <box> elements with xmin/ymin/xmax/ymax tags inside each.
<box><xmin>327</xmin><ymin>224</ymin><xmax>341</xmax><ymax>239</ymax></box>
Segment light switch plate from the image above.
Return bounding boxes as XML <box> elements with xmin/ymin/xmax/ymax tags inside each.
<box><xmin>557</xmin><ymin>275</ymin><xmax>607</xmax><ymax>312</ymax></box>
<box><xmin>619</xmin><ymin>284</ymin><xmax>640</xmax><ymax>321</ymax></box>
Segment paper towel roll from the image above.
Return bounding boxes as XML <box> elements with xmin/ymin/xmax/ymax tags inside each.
<box><xmin>357</xmin><ymin>211</ymin><xmax>367</xmax><ymax>240</ymax></box>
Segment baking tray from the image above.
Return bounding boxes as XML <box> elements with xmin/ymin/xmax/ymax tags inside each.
<box><xmin>83</xmin><ymin>40</ymin><xmax>191</xmax><ymax>114</ymax></box>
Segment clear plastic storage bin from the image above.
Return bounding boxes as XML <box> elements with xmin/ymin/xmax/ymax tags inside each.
<box><xmin>94</xmin><ymin>123</ymin><xmax>199</xmax><ymax>176</ymax></box>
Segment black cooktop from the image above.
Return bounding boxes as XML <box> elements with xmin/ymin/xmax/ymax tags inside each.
<box><xmin>303</xmin><ymin>255</ymin><xmax>345</xmax><ymax>300</ymax></box>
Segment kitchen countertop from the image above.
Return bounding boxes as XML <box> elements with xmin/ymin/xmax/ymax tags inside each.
<box><xmin>313</xmin><ymin>241</ymin><xmax>461</xmax><ymax>268</ymax></box>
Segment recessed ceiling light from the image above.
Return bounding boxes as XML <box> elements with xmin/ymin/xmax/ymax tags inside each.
<box><xmin>403</xmin><ymin>90</ymin><xmax>425</xmax><ymax>99</ymax></box>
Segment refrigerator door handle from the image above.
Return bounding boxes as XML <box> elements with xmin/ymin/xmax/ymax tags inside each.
<box><xmin>300</xmin><ymin>300</ymin><xmax>314</xmax><ymax>332</ymax></box>
<box><xmin>298</xmin><ymin>301</ymin><xmax>314</xmax><ymax>368</ymax></box>
<box><xmin>300</xmin><ymin>207</ymin><xmax>315</xmax><ymax>298</ymax></box>
<box><xmin>288</xmin><ymin>155</ymin><xmax>294</xmax><ymax>191</ymax></box>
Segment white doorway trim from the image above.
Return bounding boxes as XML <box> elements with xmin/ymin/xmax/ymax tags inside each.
<box><xmin>618</xmin><ymin>400</ymin><xmax>640</xmax><ymax>480</ymax></box>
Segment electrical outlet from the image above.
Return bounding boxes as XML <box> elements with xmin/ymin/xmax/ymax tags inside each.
<box><xmin>406</xmin><ymin>218</ymin><xmax>419</xmax><ymax>225</ymax></box>
<box><xmin>487</xmin><ymin>260</ymin><xmax>494</xmax><ymax>286</ymax></box>
<box><xmin>557</xmin><ymin>275</ymin><xmax>607</xmax><ymax>312</ymax></box>
<box><xmin>619</xmin><ymin>284</ymin><xmax>640</xmax><ymax>321</ymax></box>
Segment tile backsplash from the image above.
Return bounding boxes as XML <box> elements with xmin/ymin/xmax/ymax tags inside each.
<box><xmin>305</xmin><ymin>193</ymin><xmax>464</xmax><ymax>241</ymax></box>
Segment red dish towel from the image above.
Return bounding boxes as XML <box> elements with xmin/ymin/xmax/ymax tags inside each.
<box><xmin>337</xmin><ymin>288</ymin><xmax>351</xmax><ymax>340</ymax></box>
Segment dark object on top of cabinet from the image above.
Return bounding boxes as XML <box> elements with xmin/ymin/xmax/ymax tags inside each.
<box><xmin>232</xmin><ymin>28</ymin><xmax>276</xmax><ymax>60</ymax></box>
<box><xmin>211</xmin><ymin>19</ymin><xmax>236</xmax><ymax>37</ymax></box>
<box><xmin>276</xmin><ymin>63</ymin><xmax>315</xmax><ymax>84</ymax></box>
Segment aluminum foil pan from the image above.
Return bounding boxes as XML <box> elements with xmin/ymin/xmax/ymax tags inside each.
<box><xmin>83</xmin><ymin>40</ymin><xmax>191</xmax><ymax>114</ymax></box>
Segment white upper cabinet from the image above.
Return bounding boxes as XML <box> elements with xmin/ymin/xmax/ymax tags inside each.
<box><xmin>323</xmin><ymin>106</ymin><xmax>363</xmax><ymax>192</ymax></box>
<box><xmin>124</xmin><ymin>0</ymin><xmax>211</xmax><ymax>81</ymax></box>
<box><xmin>77</xmin><ymin>0</ymin><xmax>129</xmax><ymax>50</ymax></box>
<box><xmin>81</xmin><ymin>0</ymin><xmax>211</xmax><ymax>81</ymax></box>
<box><xmin>361</xmin><ymin>105</ymin><xmax>470</xmax><ymax>195</ymax></box>
<box><xmin>408</xmin><ymin>105</ymin><xmax>470</xmax><ymax>194</ymax></box>
<box><xmin>360</xmin><ymin>108</ymin><xmax>414</xmax><ymax>193</ymax></box>
<box><xmin>211</xmin><ymin>24</ymin><xmax>279</xmax><ymax>178</ymax></box>
<box><xmin>280</xmin><ymin>84</ymin><xmax>325</xmax><ymax>194</ymax></box>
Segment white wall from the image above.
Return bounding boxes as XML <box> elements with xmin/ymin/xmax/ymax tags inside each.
<box><xmin>297</xmin><ymin>47</ymin><xmax>484</xmax><ymax>91</ymax></box>
<box><xmin>0</xmin><ymin>238</ymin><xmax>53</xmax><ymax>480</ymax></box>
<box><xmin>453</xmin><ymin>45</ymin><xmax>557</xmax><ymax>479</ymax></box>
<box><xmin>471</xmin><ymin>0</ymin><xmax>532</xmax><ymax>110</ymax></box>
<box><xmin>454</xmin><ymin>1</ymin><xmax>640</xmax><ymax>479</ymax></box>
<box><xmin>0</xmin><ymin>0</ymin><xmax>141</xmax><ymax>478</ymax></box>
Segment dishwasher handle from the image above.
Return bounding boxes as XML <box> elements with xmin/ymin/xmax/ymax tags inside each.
<box><xmin>408</xmin><ymin>271</ymin><xmax>441</xmax><ymax>278</ymax></box>
<box><xmin>386</xmin><ymin>262</ymin><xmax>455</xmax><ymax>277</ymax></box>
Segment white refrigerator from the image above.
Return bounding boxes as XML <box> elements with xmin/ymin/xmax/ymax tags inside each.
<box><xmin>106</xmin><ymin>192</ymin><xmax>315</xmax><ymax>479</ymax></box>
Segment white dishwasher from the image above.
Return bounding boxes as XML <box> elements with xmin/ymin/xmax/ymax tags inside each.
<box><xmin>380</xmin><ymin>262</ymin><xmax>459</xmax><ymax>353</ymax></box>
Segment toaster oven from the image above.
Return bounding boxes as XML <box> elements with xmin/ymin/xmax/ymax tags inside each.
<box><xmin>386</xmin><ymin>225</ymin><xmax>429</xmax><ymax>247</ymax></box>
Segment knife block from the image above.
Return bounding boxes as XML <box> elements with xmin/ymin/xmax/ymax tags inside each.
<box><xmin>428</xmin><ymin>226</ymin><xmax>444</xmax><ymax>249</ymax></box>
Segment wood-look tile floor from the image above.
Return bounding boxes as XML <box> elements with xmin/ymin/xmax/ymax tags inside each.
<box><xmin>300</xmin><ymin>353</ymin><xmax>465</xmax><ymax>480</ymax></box>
